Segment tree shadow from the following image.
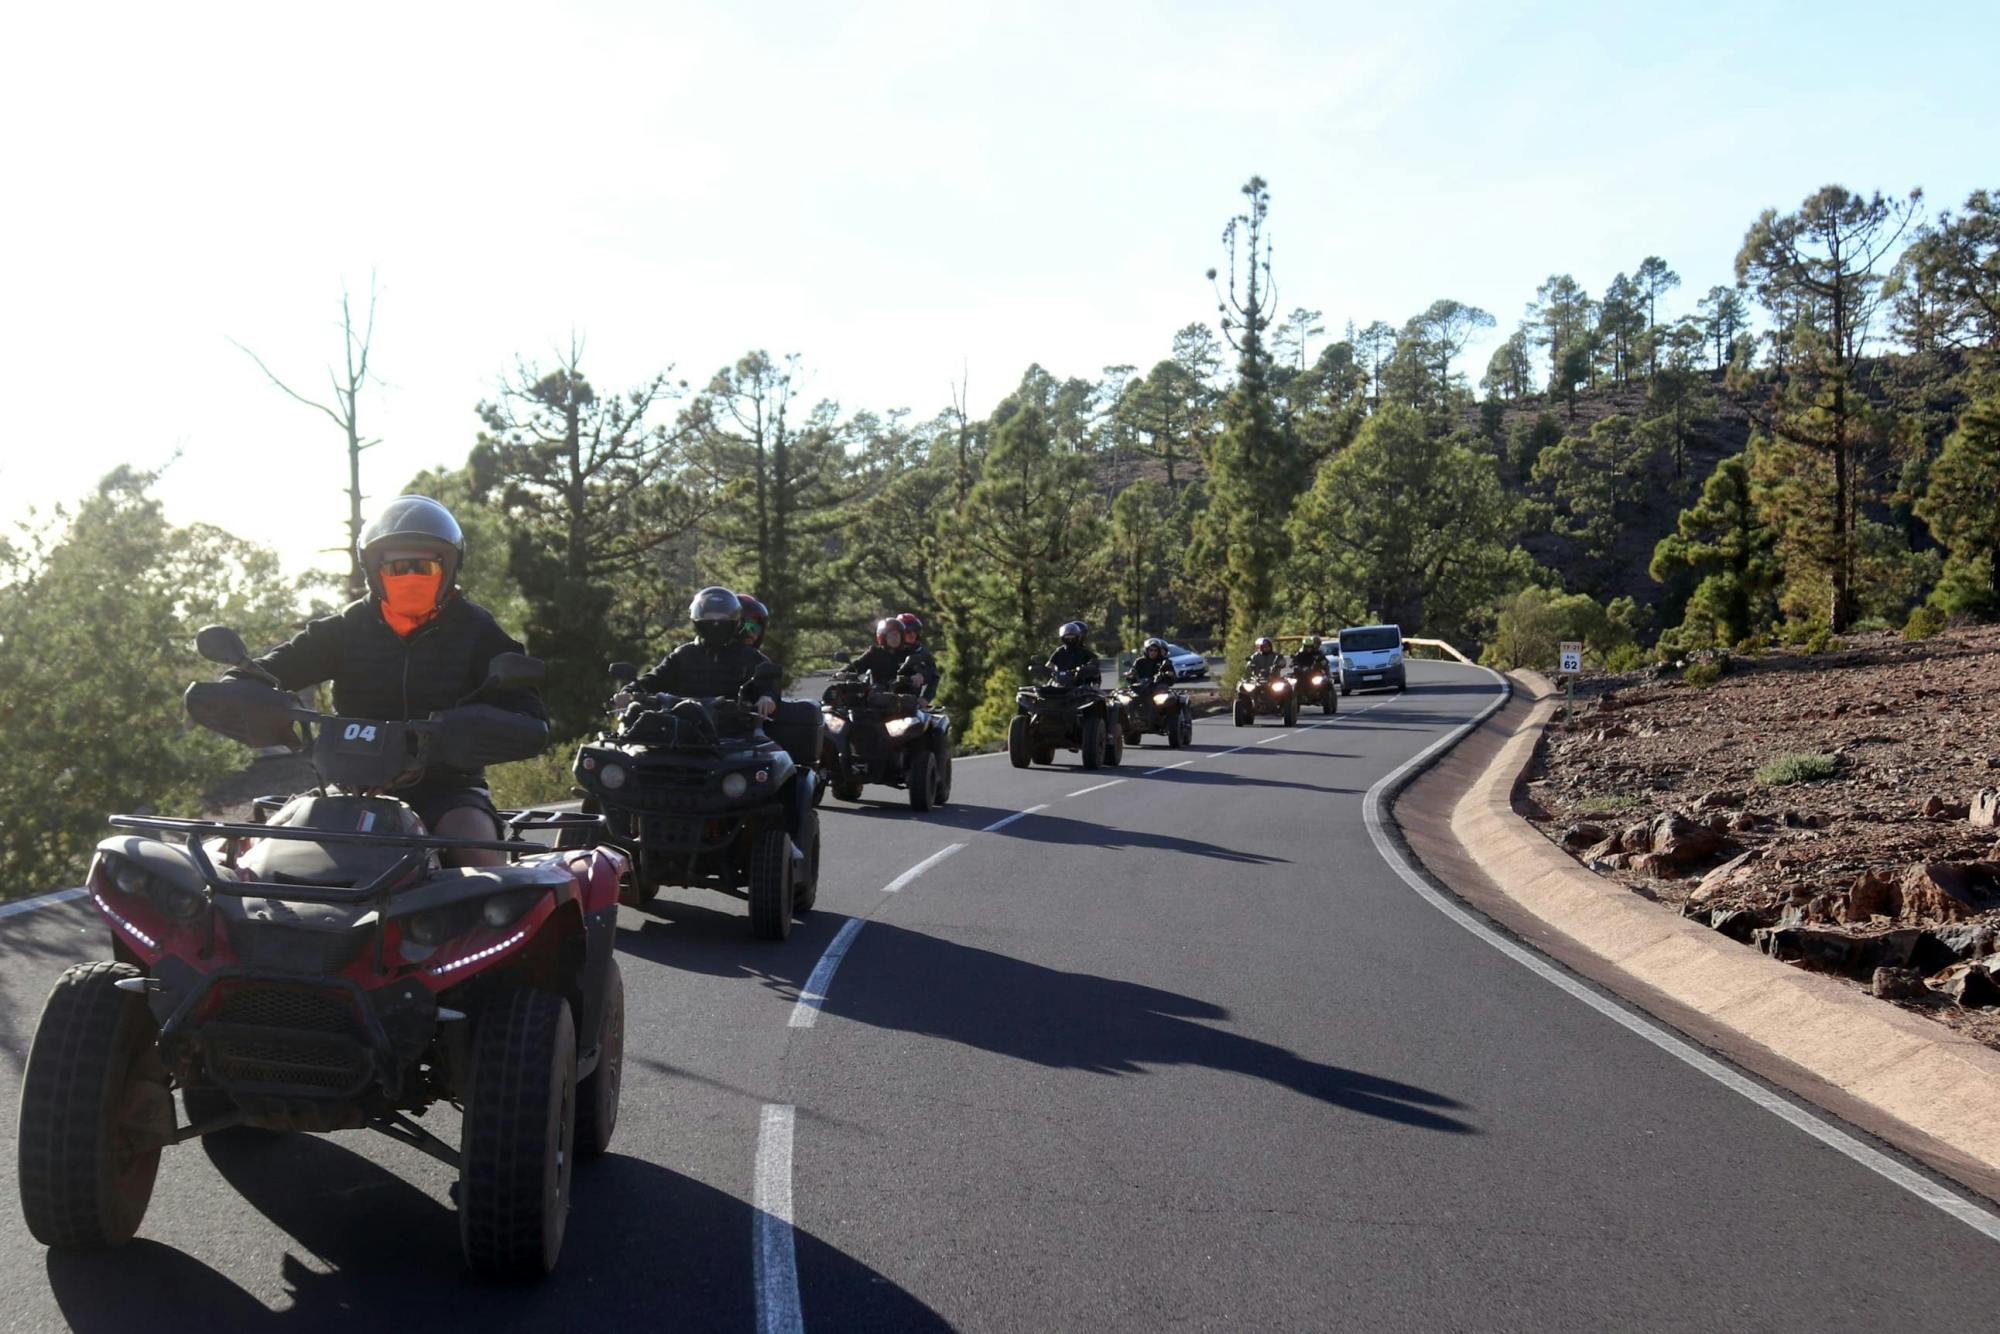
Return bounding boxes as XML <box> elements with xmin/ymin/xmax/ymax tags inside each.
<box><xmin>44</xmin><ymin>1129</ymin><xmax>948</xmax><ymax>1331</ymax></box>
<box><xmin>982</xmin><ymin>810</ymin><xmax>1289</xmax><ymax>864</ymax></box>
<box><xmin>1125</xmin><ymin>766</ymin><xmax>1361</xmax><ymax>797</ymax></box>
<box><xmin>823</xmin><ymin>922</ymin><xmax>1473</xmax><ymax>1135</ymax></box>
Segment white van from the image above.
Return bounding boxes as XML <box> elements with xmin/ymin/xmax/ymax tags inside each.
<box><xmin>1337</xmin><ymin>624</ymin><xmax>1405</xmax><ymax>694</ymax></box>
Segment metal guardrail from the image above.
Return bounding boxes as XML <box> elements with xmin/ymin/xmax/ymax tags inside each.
<box><xmin>1402</xmin><ymin>637</ymin><xmax>1474</xmax><ymax>665</ymax></box>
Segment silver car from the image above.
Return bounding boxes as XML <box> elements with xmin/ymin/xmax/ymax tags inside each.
<box><xmin>1164</xmin><ymin>642</ymin><xmax>1209</xmax><ymax>680</ymax></box>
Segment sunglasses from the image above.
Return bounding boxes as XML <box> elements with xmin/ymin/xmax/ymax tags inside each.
<box><xmin>381</xmin><ymin>558</ymin><xmax>442</xmax><ymax>577</ymax></box>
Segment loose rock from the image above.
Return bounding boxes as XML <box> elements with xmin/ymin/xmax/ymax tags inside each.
<box><xmin>1971</xmin><ymin>789</ymin><xmax>2000</xmax><ymax>828</ymax></box>
<box><xmin>1872</xmin><ymin>966</ymin><xmax>1925</xmax><ymax>1000</ymax></box>
<box><xmin>1899</xmin><ymin>862</ymin><xmax>1993</xmax><ymax>922</ymax></box>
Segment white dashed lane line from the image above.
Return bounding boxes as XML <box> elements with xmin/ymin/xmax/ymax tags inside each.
<box><xmin>1066</xmin><ymin>779</ymin><xmax>1126</xmax><ymax>798</ymax></box>
<box><xmin>881</xmin><ymin>843</ymin><xmax>965</xmax><ymax>892</ymax></box>
<box><xmin>754</xmin><ymin>1104</ymin><xmax>804</xmax><ymax>1334</ymax></box>
<box><xmin>980</xmin><ymin>805</ymin><xmax>1047</xmax><ymax>833</ymax></box>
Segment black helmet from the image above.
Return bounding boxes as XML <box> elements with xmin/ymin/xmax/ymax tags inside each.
<box><xmin>1304</xmin><ymin>635</ymin><xmax>1321</xmax><ymax>651</ymax></box>
<box><xmin>875</xmin><ymin>616</ymin><xmax>904</xmax><ymax>647</ymax></box>
<box><xmin>1144</xmin><ymin>637</ymin><xmax>1167</xmax><ymax>659</ymax></box>
<box><xmin>1060</xmin><ymin>620</ymin><xmax>1087</xmax><ymax>646</ymax></box>
<box><xmin>690</xmin><ymin>586</ymin><xmax>742</xmax><ymax>646</ymax></box>
<box><xmin>1255</xmin><ymin>636</ymin><xmax>1274</xmax><ymax>654</ymax></box>
<box><xmin>357</xmin><ymin>496</ymin><xmax>464</xmax><ymax>602</ymax></box>
<box><xmin>737</xmin><ymin>593</ymin><xmax>769</xmax><ymax>647</ymax></box>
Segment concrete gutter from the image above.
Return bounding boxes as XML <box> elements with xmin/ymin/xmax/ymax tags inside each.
<box><xmin>1452</xmin><ymin>671</ymin><xmax>2000</xmax><ymax>1186</ymax></box>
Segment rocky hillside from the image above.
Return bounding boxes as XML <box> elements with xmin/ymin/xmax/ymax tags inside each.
<box><xmin>1523</xmin><ymin>625</ymin><xmax>2000</xmax><ymax>1050</ymax></box>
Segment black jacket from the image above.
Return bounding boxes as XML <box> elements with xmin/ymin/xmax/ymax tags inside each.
<box><xmin>1245</xmin><ymin>651</ymin><xmax>1284</xmax><ymax>677</ymax></box>
<box><xmin>847</xmin><ymin>644</ymin><xmax>939</xmax><ymax>699</ymax></box>
<box><xmin>1127</xmin><ymin>655</ymin><xmax>1173</xmax><ymax>685</ymax></box>
<box><xmin>634</xmin><ymin>639</ymin><xmax>780</xmax><ymax>702</ymax></box>
<box><xmin>1291</xmin><ymin>648</ymin><xmax>1326</xmax><ymax>674</ymax></box>
<box><xmin>251</xmin><ymin>594</ymin><xmax>545</xmax><ymax>789</ymax></box>
<box><xmin>1046</xmin><ymin>642</ymin><xmax>1101</xmax><ymax>683</ymax></box>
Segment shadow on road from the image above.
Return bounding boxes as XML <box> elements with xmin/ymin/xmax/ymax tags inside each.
<box><xmin>824</xmin><ymin>922</ymin><xmax>1474</xmax><ymax>1134</ymax></box>
<box><xmin>982</xmin><ymin>809</ymin><xmax>1289</xmax><ymax>864</ymax></box>
<box><xmin>44</xmin><ymin>1131</ymin><xmax>947</xmax><ymax>1332</ymax></box>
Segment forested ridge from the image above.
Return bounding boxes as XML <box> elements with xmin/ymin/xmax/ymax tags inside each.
<box><xmin>4</xmin><ymin>177</ymin><xmax>1999</xmax><ymax>891</ymax></box>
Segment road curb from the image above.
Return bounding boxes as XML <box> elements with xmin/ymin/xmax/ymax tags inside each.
<box><xmin>1452</xmin><ymin>671</ymin><xmax>2000</xmax><ymax>1182</ymax></box>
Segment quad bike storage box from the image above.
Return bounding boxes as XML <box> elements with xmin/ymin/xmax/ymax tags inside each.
<box><xmin>767</xmin><ymin>699</ymin><xmax>824</xmax><ymax>771</ymax></box>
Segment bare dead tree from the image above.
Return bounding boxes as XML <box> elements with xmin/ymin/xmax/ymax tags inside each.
<box><xmin>230</xmin><ymin>275</ymin><xmax>380</xmax><ymax>599</ymax></box>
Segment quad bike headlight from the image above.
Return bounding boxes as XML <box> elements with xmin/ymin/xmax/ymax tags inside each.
<box><xmin>1152</xmin><ymin>692</ymin><xmax>1171</xmax><ymax>706</ymax></box>
<box><xmin>106</xmin><ymin>854</ymin><xmax>204</xmax><ymax>922</ymax></box>
<box><xmin>404</xmin><ymin>908</ymin><xmax>460</xmax><ymax>948</ymax></box>
<box><xmin>1312</xmin><ymin>674</ymin><xmax>1326</xmax><ymax>686</ymax></box>
<box><xmin>720</xmin><ymin>771</ymin><xmax>750</xmax><ymax>799</ymax></box>
<box><xmin>1271</xmin><ymin>679</ymin><xmax>1289</xmax><ymax>692</ymax></box>
<box><xmin>598</xmin><ymin>762</ymin><xmax>628</xmax><ymax>791</ymax></box>
<box><xmin>481</xmin><ymin>888</ymin><xmax>546</xmax><ymax>929</ymax></box>
<box><xmin>883</xmin><ymin>716</ymin><xmax>919</xmax><ymax>738</ymax></box>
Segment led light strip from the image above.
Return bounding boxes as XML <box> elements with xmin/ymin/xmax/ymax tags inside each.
<box><xmin>91</xmin><ymin>892</ymin><xmax>158</xmax><ymax>950</ymax></box>
<box><xmin>427</xmin><ymin>929</ymin><xmax>529</xmax><ymax>977</ymax></box>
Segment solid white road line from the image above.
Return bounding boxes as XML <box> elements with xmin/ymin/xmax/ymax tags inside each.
<box><xmin>882</xmin><ymin>843</ymin><xmax>965</xmax><ymax>892</ymax></box>
<box><xmin>1143</xmin><ymin>759</ymin><xmax>1194</xmax><ymax>775</ymax></box>
<box><xmin>790</xmin><ymin>920</ymin><xmax>866</xmax><ymax>1028</ymax></box>
<box><xmin>0</xmin><ymin>885</ymin><xmax>89</xmax><ymax>922</ymax></box>
<box><xmin>754</xmin><ymin>1104</ymin><xmax>804</xmax><ymax>1334</ymax></box>
<box><xmin>1066</xmin><ymin>779</ymin><xmax>1126</xmax><ymax>798</ymax></box>
<box><xmin>1362</xmin><ymin>669</ymin><xmax>2000</xmax><ymax>1245</ymax></box>
<box><xmin>980</xmin><ymin>805</ymin><xmax>1046</xmax><ymax>833</ymax></box>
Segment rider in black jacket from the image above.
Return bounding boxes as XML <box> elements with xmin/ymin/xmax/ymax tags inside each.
<box><xmin>246</xmin><ymin>496</ymin><xmax>546</xmax><ymax>865</ymax></box>
<box><xmin>1126</xmin><ymin>637</ymin><xmax>1175</xmax><ymax>685</ymax></box>
<box><xmin>1290</xmin><ymin>635</ymin><xmax>1328</xmax><ymax>676</ymax></box>
<box><xmin>1045</xmin><ymin>621</ymin><xmax>1101</xmax><ymax>683</ymax></box>
<box><xmin>630</xmin><ymin>587</ymin><xmax>781</xmax><ymax>711</ymax></box>
<box><xmin>846</xmin><ymin>618</ymin><xmax>925</xmax><ymax>692</ymax></box>
<box><xmin>894</xmin><ymin>613</ymin><xmax>940</xmax><ymax>701</ymax></box>
<box><xmin>1244</xmin><ymin>636</ymin><xmax>1284</xmax><ymax>677</ymax></box>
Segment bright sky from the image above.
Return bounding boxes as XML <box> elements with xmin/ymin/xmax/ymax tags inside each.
<box><xmin>3</xmin><ymin>0</ymin><xmax>1993</xmax><ymax>580</ymax></box>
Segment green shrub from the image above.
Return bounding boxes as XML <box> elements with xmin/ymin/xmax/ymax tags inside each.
<box><xmin>1683</xmin><ymin>660</ymin><xmax>1724</xmax><ymax>688</ymax></box>
<box><xmin>1601</xmin><ymin>643</ymin><xmax>1647</xmax><ymax>674</ymax></box>
<box><xmin>1733</xmin><ymin>634</ymin><xmax>1771</xmax><ymax>656</ymax></box>
<box><xmin>1801</xmin><ymin>626</ymin><xmax>1843</xmax><ymax>655</ymax></box>
<box><xmin>1848</xmin><ymin>615</ymin><xmax>1894</xmax><ymax>634</ymax></box>
<box><xmin>1904</xmin><ymin>604</ymin><xmax>1948</xmax><ymax>641</ymax></box>
<box><xmin>1754</xmin><ymin>752</ymin><xmax>1839</xmax><ymax>786</ymax></box>
<box><xmin>1574</xmin><ymin>794</ymin><xmax>1643</xmax><ymax>816</ymax></box>
<box><xmin>488</xmin><ymin>740</ymin><xmax>585</xmax><ymax>810</ymax></box>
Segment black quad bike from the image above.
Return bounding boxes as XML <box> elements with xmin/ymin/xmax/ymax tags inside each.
<box><xmin>1115</xmin><ymin>676</ymin><xmax>1195</xmax><ymax>749</ymax></box>
<box><xmin>574</xmin><ymin>665</ymin><xmax>821</xmax><ymax>941</ymax></box>
<box><xmin>16</xmin><ymin>626</ymin><xmax>626</xmax><ymax>1281</ymax></box>
<box><xmin>818</xmin><ymin>672</ymin><xmax>953</xmax><ymax>811</ymax></box>
<box><xmin>1291</xmin><ymin>659</ymin><xmax>1339</xmax><ymax>716</ymax></box>
<box><xmin>1233</xmin><ymin>669</ymin><xmax>1300</xmax><ymax>727</ymax></box>
<box><xmin>1008</xmin><ymin>665</ymin><xmax>1124</xmax><ymax>770</ymax></box>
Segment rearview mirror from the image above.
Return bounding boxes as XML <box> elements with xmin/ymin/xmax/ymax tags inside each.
<box><xmin>196</xmin><ymin>624</ymin><xmax>252</xmax><ymax>667</ymax></box>
<box><xmin>608</xmin><ymin>661</ymin><xmax>637</xmax><ymax>681</ymax></box>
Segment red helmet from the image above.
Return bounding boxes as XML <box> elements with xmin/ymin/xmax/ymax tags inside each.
<box><xmin>1255</xmin><ymin>636</ymin><xmax>1274</xmax><ymax>654</ymax></box>
<box><xmin>874</xmin><ymin>617</ymin><xmax>904</xmax><ymax>647</ymax></box>
<box><xmin>737</xmin><ymin>593</ymin><xmax>768</xmax><ymax>647</ymax></box>
<box><xmin>896</xmin><ymin>612</ymin><xmax>922</xmax><ymax>645</ymax></box>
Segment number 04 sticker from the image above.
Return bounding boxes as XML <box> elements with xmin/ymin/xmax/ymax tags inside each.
<box><xmin>342</xmin><ymin>723</ymin><xmax>379</xmax><ymax>742</ymax></box>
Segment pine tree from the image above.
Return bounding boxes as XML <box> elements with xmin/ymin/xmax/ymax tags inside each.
<box><xmin>1202</xmin><ymin>176</ymin><xmax>1297</xmax><ymax>670</ymax></box>
<box><xmin>1649</xmin><ymin>454</ymin><xmax>1778</xmax><ymax>646</ymax></box>
<box><xmin>1915</xmin><ymin>393</ymin><xmax>2000</xmax><ymax>614</ymax></box>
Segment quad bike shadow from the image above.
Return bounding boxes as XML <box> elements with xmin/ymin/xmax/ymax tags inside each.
<box><xmin>45</xmin><ymin>1132</ymin><xmax>950</xmax><ymax>1330</ymax></box>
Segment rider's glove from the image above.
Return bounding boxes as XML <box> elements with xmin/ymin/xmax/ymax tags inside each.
<box><xmin>756</xmin><ymin>695</ymin><xmax>778</xmax><ymax>719</ymax></box>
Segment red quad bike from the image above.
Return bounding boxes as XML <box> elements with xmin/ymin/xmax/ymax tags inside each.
<box><xmin>1232</xmin><ymin>669</ymin><xmax>1299</xmax><ymax>727</ymax></box>
<box><xmin>15</xmin><ymin>626</ymin><xmax>627</xmax><ymax>1281</ymax></box>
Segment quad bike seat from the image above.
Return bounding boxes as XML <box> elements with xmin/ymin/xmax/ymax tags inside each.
<box><xmin>241</xmin><ymin>795</ymin><xmax>433</xmax><ymax>888</ymax></box>
<box><xmin>767</xmin><ymin>700</ymin><xmax>825</xmax><ymax>771</ymax></box>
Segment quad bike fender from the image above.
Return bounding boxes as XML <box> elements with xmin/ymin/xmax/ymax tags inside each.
<box><xmin>560</xmin><ymin>845</ymin><xmax>628</xmax><ymax>917</ymax></box>
<box><xmin>788</xmin><ymin>768</ymin><xmax>819</xmax><ymax>833</ymax></box>
<box><xmin>573</xmin><ymin>899</ymin><xmax>619</xmax><ymax>1078</ymax></box>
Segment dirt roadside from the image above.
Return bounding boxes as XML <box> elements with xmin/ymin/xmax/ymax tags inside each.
<box><xmin>1526</xmin><ymin>627</ymin><xmax>2000</xmax><ymax>1052</ymax></box>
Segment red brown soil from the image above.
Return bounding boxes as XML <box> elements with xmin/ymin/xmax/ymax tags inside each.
<box><xmin>1525</xmin><ymin>625</ymin><xmax>2000</xmax><ymax>1050</ymax></box>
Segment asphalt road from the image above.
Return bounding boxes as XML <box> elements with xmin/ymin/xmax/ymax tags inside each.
<box><xmin>1</xmin><ymin>660</ymin><xmax>1997</xmax><ymax>1331</ymax></box>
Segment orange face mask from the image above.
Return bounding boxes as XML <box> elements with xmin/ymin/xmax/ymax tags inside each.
<box><xmin>380</xmin><ymin>571</ymin><xmax>446</xmax><ymax>636</ymax></box>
